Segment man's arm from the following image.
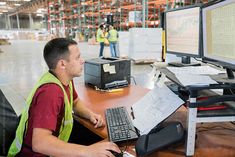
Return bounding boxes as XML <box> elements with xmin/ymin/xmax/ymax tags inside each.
<box><xmin>73</xmin><ymin>98</ymin><xmax>103</xmax><ymax>128</ymax></box>
<box><xmin>32</xmin><ymin>128</ymin><xmax>120</xmax><ymax>157</ymax></box>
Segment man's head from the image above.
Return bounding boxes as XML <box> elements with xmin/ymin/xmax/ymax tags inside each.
<box><xmin>99</xmin><ymin>24</ymin><xmax>104</xmax><ymax>29</ymax></box>
<box><xmin>43</xmin><ymin>38</ymin><xmax>84</xmax><ymax>78</ymax></box>
<box><xmin>109</xmin><ymin>25</ymin><xmax>113</xmax><ymax>30</ymax></box>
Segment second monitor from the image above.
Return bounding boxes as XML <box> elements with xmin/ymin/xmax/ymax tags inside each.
<box><xmin>202</xmin><ymin>0</ymin><xmax>235</xmax><ymax>81</ymax></box>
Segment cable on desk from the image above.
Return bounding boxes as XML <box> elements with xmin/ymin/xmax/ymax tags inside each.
<box><xmin>193</xmin><ymin>57</ymin><xmax>202</xmax><ymax>62</ymax></box>
<box><xmin>120</xmin><ymin>128</ymin><xmax>139</xmax><ymax>154</ymax></box>
<box><xmin>131</xmin><ymin>76</ymin><xmax>137</xmax><ymax>85</ymax></box>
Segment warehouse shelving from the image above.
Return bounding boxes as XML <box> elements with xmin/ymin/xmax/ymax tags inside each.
<box><xmin>47</xmin><ymin>0</ymin><xmax>198</xmax><ymax>39</ymax></box>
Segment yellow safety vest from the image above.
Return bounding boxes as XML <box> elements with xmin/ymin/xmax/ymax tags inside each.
<box><xmin>8</xmin><ymin>72</ymin><xmax>74</xmax><ymax>157</ymax></box>
<box><xmin>108</xmin><ymin>29</ymin><xmax>118</xmax><ymax>42</ymax></box>
<box><xmin>96</xmin><ymin>28</ymin><xmax>105</xmax><ymax>43</ymax></box>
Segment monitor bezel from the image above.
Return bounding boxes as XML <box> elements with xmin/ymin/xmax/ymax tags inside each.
<box><xmin>201</xmin><ymin>0</ymin><xmax>235</xmax><ymax>71</ymax></box>
<box><xmin>164</xmin><ymin>4</ymin><xmax>203</xmax><ymax>58</ymax></box>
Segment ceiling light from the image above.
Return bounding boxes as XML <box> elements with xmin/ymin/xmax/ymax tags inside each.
<box><xmin>24</xmin><ymin>0</ymin><xmax>31</xmax><ymax>1</ymax></box>
<box><xmin>14</xmin><ymin>4</ymin><xmax>21</xmax><ymax>6</ymax></box>
<box><xmin>0</xmin><ymin>2</ymin><xmax>6</xmax><ymax>5</ymax></box>
<box><xmin>0</xmin><ymin>6</ymin><xmax>12</xmax><ymax>9</ymax></box>
<box><xmin>36</xmin><ymin>14</ymin><xmax>44</xmax><ymax>17</ymax></box>
<box><xmin>36</xmin><ymin>8</ymin><xmax>47</xmax><ymax>14</ymax></box>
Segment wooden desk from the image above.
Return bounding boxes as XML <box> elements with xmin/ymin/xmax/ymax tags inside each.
<box><xmin>75</xmin><ymin>83</ymin><xmax>235</xmax><ymax>157</ymax></box>
<box><xmin>74</xmin><ymin>83</ymin><xmax>149</xmax><ymax>139</ymax></box>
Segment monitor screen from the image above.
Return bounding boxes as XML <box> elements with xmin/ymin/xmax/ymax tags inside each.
<box><xmin>165</xmin><ymin>5</ymin><xmax>201</xmax><ymax>57</ymax></box>
<box><xmin>202</xmin><ymin>0</ymin><xmax>235</xmax><ymax>70</ymax></box>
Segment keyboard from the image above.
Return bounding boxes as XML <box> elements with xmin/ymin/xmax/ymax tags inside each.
<box><xmin>105</xmin><ymin>106</ymin><xmax>139</xmax><ymax>143</ymax></box>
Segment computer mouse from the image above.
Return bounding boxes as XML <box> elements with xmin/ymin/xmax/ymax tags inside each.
<box><xmin>109</xmin><ymin>150</ymin><xmax>123</xmax><ymax>157</ymax></box>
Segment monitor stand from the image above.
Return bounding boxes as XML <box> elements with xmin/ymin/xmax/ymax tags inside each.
<box><xmin>168</xmin><ymin>56</ymin><xmax>201</xmax><ymax>67</ymax></box>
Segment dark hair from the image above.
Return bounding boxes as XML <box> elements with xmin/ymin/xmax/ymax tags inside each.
<box><xmin>99</xmin><ymin>24</ymin><xmax>104</xmax><ymax>29</ymax></box>
<box><xmin>43</xmin><ymin>38</ymin><xmax>77</xmax><ymax>69</ymax></box>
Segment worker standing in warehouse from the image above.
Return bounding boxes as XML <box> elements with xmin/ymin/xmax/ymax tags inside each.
<box><xmin>96</xmin><ymin>24</ymin><xmax>105</xmax><ymax>57</ymax></box>
<box><xmin>108</xmin><ymin>25</ymin><xmax>118</xmax><ymax>57</ymax></box>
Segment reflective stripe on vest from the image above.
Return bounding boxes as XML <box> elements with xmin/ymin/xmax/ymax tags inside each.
<box><xmin>15</xmin><ymin>138</ymin><xmax>21</xmax><ymax>150</ymax></box>
<box><xmin>108</xmin><ymin>29</ymin><xmax>118</xmax><ymax>42</ymax></box>
<box><xmin>8</xmin><ymin>72</ymin><xmax>74</xmax><ymax>157</ymax></box>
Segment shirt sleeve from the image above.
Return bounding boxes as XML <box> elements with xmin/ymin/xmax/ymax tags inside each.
<box><xmin>30</xmin><ymin>84</ymin><xmax>64</xmax><ymax>132</ymax></box>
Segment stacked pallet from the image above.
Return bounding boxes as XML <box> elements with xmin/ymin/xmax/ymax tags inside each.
<box><xmin>0</xmin><ymin>39</ymin><xmax>11</xmax><ymax>45</ymax></box>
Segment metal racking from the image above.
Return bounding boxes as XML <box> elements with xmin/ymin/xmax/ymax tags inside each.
<box><xmin>47</xmin><ymin>0</ymin><xmax>200</xmax><ymax>39</ymax></box>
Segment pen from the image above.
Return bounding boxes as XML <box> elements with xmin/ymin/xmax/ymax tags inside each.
<box><xmin>130</xmin><ymin>107</ymin><xmax>135</xmax><ymax>119</ymax></box>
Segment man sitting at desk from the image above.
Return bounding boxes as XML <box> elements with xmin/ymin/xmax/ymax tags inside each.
<box><xmin>8</xmin><ymin>38</ymin><xmax>120</xmax><ymax>157</ymax></box>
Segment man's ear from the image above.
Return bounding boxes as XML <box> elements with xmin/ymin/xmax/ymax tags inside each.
<box><xmin>57</xmin><ymin>59</ymin><xmax>66</xmax><ymax>70</ymax></box>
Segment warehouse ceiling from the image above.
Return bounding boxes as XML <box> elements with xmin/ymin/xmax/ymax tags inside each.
<box><xmin>0</xmin><ymin>0</ymin><xmax>47</xmax><ymax>15</ymax></box>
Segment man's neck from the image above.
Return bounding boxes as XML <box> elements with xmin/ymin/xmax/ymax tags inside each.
<box><xmin>49</xmin><ymin>69</ymin><xmax>71</xmax><ymax>86</ymax></box>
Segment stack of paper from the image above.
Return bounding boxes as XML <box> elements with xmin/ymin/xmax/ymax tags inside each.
<box><xmin>129</xmin><ymin>28</ymin><xmax>162</xmax><ymax>61</ymax></box>
<box><xmin>167</xmin><ymin>66</ymin><xmax>225</xmax><ymax>86</ymax></box>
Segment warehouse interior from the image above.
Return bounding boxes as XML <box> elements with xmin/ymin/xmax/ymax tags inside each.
<box><xmin>0</xmin><ymin>0</ymin><xmax>235</xmax><ymax>157</ymax></box>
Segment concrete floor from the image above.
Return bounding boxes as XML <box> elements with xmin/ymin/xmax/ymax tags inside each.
<box><xmin>0</xmin><ymin>40</ymin><xmax>152</xmax><ymax>115</ymax></box>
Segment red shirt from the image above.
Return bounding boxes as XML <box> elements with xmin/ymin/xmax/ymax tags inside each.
<box><xmin>17</xmin><ymin>81</ymin><xmax>78</xmax><ymax>157</ymax></box>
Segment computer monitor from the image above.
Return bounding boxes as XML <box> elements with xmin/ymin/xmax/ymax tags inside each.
<box><xmin>165</xmin><ymin>5</ymin><xmax>202</xmax><ymax>67</ymax></box>
<box><xmin>202</xmin><ymin>0</ymin><xmax>235</xmax><ymax>80</ymax></box>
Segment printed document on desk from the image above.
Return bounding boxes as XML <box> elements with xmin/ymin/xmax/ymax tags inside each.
<box><xmin>175</xmin><ymin>74</ymin><xmax>217</xmax><ymax>86</ymax></box>
<box><xmin>132</xmin><ymin>84</ymin><xmax>184</xmax><ymax>135</ymax></box>
<box><xmin>167</xmin><ymin>66</ymin><xmax>225</xmax><ymax>75</ymax></box>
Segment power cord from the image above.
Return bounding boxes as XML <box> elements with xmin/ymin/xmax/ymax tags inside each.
<box><xmin>121</xmin><ymin>128</ymin><xmax>139</xmax><ymax>155</ymax></box>
<box><xmin>130</xmin><ymin>76</ymin><xmax>137</xmax><ymax>85</ymax></box>
<box><xmin>193</xmin><ymin>57</ymin><xmax>202</xmax><ymax>62</ymax></box>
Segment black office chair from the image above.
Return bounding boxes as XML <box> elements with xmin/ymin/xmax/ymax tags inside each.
<box><xmin>0</xmin><ymin>89</ymin><xmax>20</xmax><ymax>156</ymax></box>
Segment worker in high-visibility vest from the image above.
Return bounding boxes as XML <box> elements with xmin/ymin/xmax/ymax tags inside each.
<box><xmin>96</xmin><ymin>24</ymin><xmax>105</xmax><ymax>57</ymax></box>
<box><xmin>108</xmin><ymin>25</ymin><xmax>118</xmax><ymax>57</ymax></box>
<box><xmin>8</xmin><ymin>38</ymin><xmax>120</xmax><ymax>157</ymax></box>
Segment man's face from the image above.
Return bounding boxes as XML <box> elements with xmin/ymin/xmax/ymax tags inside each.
<box><xmin>65</xmin><ymin>44</ymin><xmax>84</xmax><ymax>78</ymax></box>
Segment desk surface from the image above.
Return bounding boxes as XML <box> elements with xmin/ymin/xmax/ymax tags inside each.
<box><xmin>75</xmin><ymin>83</ymin><xmax>235</xmax><ymax>157</ymax></box>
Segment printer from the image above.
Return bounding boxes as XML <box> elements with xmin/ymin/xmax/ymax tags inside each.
<box><xmin>84</xmin><ymin>57</ymin><xmax>131</xmax><ymax>89</ymax></box>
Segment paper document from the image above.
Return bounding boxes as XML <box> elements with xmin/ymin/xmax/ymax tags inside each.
<box><xmin>175</xmin><ymin>74</ymin><xmax>218</xmax><ymax>86</ymax></box>
<box><xmin>132</xmin><ymin>85</ymin><xmax>184</xmax><ymax>135</ymax></box>
<box><xmin>123</xmin><ymin>151</ymin><xmax>135</xmax><ymax>157</ymax></box>
<box><xmin>167</xmin><ymin>66</ymin><xmax>225</xmax><ymax>75</ymax></box>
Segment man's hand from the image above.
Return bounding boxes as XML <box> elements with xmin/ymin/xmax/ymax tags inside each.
<box><xmin>84</xmin><ymin>142</ymin><xmax>121</xmax><ymax>157</ymax></box>
<box><xmin>73</xmin><ymin>98</ymin><xmax>104</xmax><ymax>128</ymax></box>
<box><xmin>89</xmin><ymin>112</ymin><xmax>104</xmax><ymax>128</ymax></box>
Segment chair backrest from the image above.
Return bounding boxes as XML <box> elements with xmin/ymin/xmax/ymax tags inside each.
<box><xmin>0</xmin><ymin>89</ymin><xmax>20</xmax><ymax>156</ymax></box>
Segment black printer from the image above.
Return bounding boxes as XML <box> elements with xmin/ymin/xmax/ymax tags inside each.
<box><xmin>84</xmin><ymin>57</ymin><xmax>131</xmax><ymax>89</ymax></box>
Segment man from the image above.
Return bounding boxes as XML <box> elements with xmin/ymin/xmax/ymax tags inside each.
<box><xmin>108</xmin><ymin>25</ymin><xmax>118</xmax><ymax>57</ymax></box>
<box><xmin>96</xmin><ymin>24</ymin><xmax>105</xmax><ymax>57</ymax></box>
<box><xmin>8</xmin><ymin>38</ymin><xmax>120</xmax><ymax>157</ymax></box>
